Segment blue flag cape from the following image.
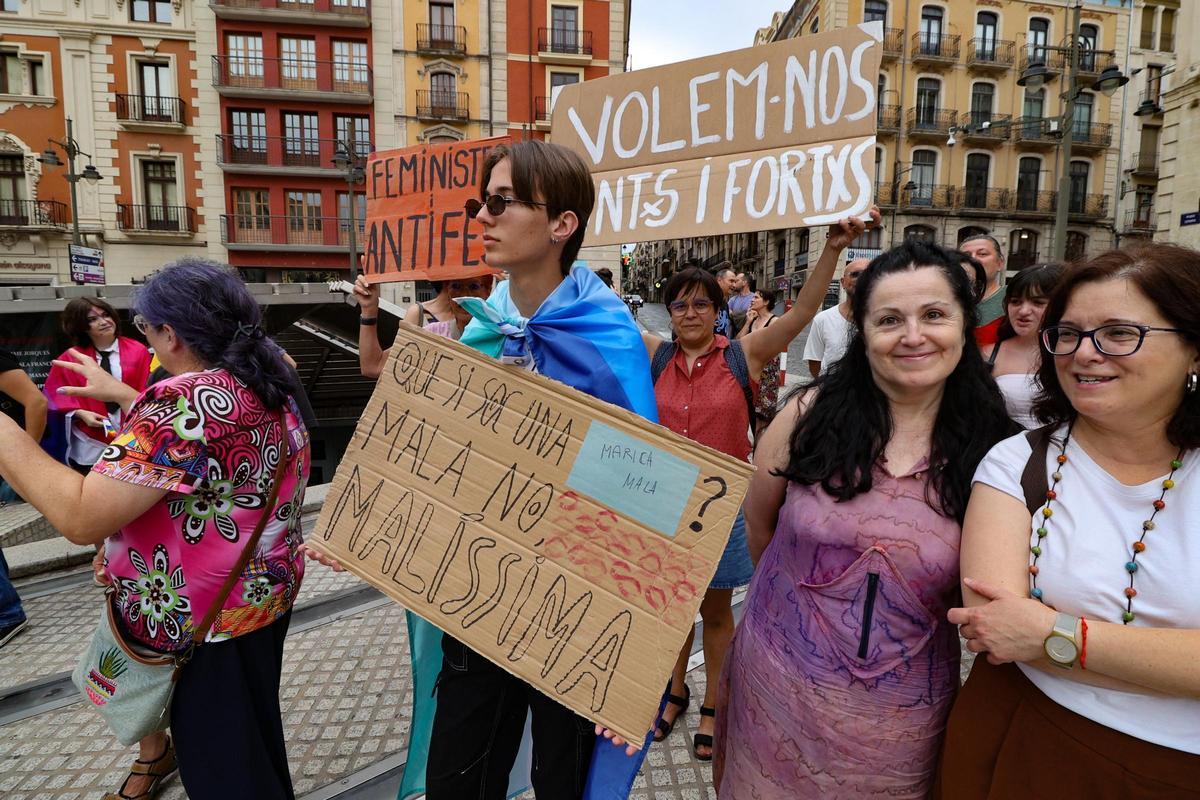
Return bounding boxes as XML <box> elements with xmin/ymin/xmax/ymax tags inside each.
<box><xmin>399</xmin><ymin>265</ymin><xmax>662</xmax><ymax>800</ymax></box>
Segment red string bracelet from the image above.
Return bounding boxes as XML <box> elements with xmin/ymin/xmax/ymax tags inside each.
<box><xmin>1080</xmin><ymin>617</ymin><xmax>1088</xmax><ymax>670</ymax></box>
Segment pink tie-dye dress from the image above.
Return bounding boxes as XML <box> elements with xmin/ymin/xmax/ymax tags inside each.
<box><xmin>715</xmin><ymin>460</ymin><xmax>961</xmax><ymax>798</ymax></box>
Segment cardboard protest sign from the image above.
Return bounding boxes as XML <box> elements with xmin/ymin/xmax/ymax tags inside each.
<box><xmin>309</xmin><ymin>324</ymin><xmax>752</xmax><ymax>743</ymax></box>
<box><xmin>551</xmin><ymin>22</ymin><xmax>882</xmax><ymax>245</ymax></box>
<box><xmin>362</xmin><ymin>136</ymin><xmax>511</xmax><ymax>283</ymax></box>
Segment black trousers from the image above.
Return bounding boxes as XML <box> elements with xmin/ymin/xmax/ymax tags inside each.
<box><xmin>170</xmin><ymin>611</ymin><xmax>294</xmax><ymax>800</ymax></box>
<box><xmin>426</xmin><ymin>635</ymin><xmax>596</xmax><ymax>800</ymax></box>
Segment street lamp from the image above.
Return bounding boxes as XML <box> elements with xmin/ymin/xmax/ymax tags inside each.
<box><xmin>37</xmin><ymin>117</ymin><xmax>103</xmax><ymax>247</ymax></box>
<box><xmin>332</xmin><ymin>139</ymin><xmax>366</xmax><ymax>280</ymax></box>
<box><xmin>1012</xmin><ymin>0</ymin><xmax>1129</xmax><ymax>260</ymax></box>
<box><xmin>887</xmin><ymin>163</ymin><xmax>919</xmax><ymax>248</ymax></box>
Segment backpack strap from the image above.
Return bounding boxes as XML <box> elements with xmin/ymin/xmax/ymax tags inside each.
<box><xmin>650</xmin><ymin>341</ymin><xmax>675</xmax><ymax>386</ymax></box>
<box><xmin>1020</xmin><ymin>424</ymin><xmax>1056</xmax><ymax>517</ymax></box>
<box><xmin>723</xmin><ymin>340</ymin><xmax>757</xmax><ymax>428</ymax></box>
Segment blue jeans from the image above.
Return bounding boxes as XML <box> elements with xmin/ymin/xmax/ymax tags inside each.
<box><xmin>0</xmin><ymin>548</ymin><xmax>26</xmax><ymax>627</ymax></box>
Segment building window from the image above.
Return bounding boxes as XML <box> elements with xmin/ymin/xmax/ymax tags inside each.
<box><xmin>229</xmin><ymin>110</ymin><xmax>267</xmax><ymax>163</ymax></box>
<box><xmin>130</xmin><ymin>0</ymin><xmax>170</xmax><ymax>23</ymax></box>
<box><xmin>430</xmin><ymin>71</ymin><xmax>457</xmax><ymax>114</ymax></box>
<box><xmin>1028</xmin><ymin>18</ymin><xmax>1050</xmax><ymax>65</ymax></box>
<box><xmin>1023</xmin><ymin>88</ymin><xmax>1045</xmax><ymax>120</ymax></box>
<box><xmin>1073</xmin><ymin>92</ymin><xmax>1094</xmax><ymax>138</ymax></box>
<box><xmin>915</xmin><ymin>77</ymin><xmax>940</xmax><ymax>129</ymax></box>
<box><xmin>1161</xmin><ymin>8</ymin><xmax>1175</xmax><ymax>51</ymax></box>
<box><xmin>233</xmin><ymin>188</ymin><xmax>270</xmax><ymax>232</ymax></box>
<box><xmin>976</xmin><ymin>12</ymin><xmax>998</xmax><ymax>60</ymax></box>
<box><xmin>280</xmin><ymin>37</ymin><xmax>317</xmax><ymax>88</ymax></box>
<box><xmin>874</xmin><ymin>146</ymin><xmax>883</xmax><ymax>185</ymax></box>
<box><xmin>28</xmin><ymin>58</ymin><xmax>43</xmax><ymax>95</ymax></box>
<box><xmin>142</xmin><ymin>160</ymin><xmax>179</xmax><ymax>230</ymax></box>
<box><xmin>864</xmin><ymin>1</ymin><xmax>886</xmax><ymax>25</ymax></box>
<box><xmin>286</xmin><ymin>190</ymin><xmax>323</xmax><ymax>244</ymax></box>
<box><xmin>1146</xmin><ymin>64</ymin><xmax>1163</xmax><ymax>105</ymax></box>
<box><xmin>1068</xmin><ymin>160</ymin><xmax>1089</xmax><ymax>214</ymax></box>
<box><xmin>1009</xmin><ymin>229</ymin><xmax>1039</xmax><ymax>271</ymax></box>
<box><xmin>332</xmin><ymin>40</ymin><xmax>369</xmax><ymax>91</ymax></box>
<box><xmin>337</xmin><ymin>191</ymin><xmax>366</xmax><ymax>245</ymax></box>
<box><xmin>963</xmin><ymin>153</ymin><xmax>990</xmax><ymax>208</ymax></box>
<box><xmin>0</xmin><ymin>52</ymin><xmax>20</xmax><ymax>94</ymax></box>
<box><xmin>1139</xmin><ymin>6</ymin><xmax>1156</xmax><ymax>50</ymax></box>
<box><xmin>335</xmin><ymin>115</ymin><xmax>371</xmax><ymax>157</ymax></box>
<box><xmin>904</xmin><ymin>224</ymin><xmax>936</xmax><ymax>243</ymax></box>
<box><xmin>1016</xmin><ymin>156</ymin><xmax>1041</xmax><ymax>211</ymax></box>
<box><xmin>1079</xmin><ymin>24</ymin><xmax>1099</xmax><ymax>71</ymax></box>
<box><xmin>226</xmin><ymin>34</ymin><xmax>264</xmax><ymax>82</ymax></box>
<box><xmin>853</xmin><ymin>227</ymin><xmax>883</xmax><ymax>249</ymax></box>
<box><xmin>919</xmin><ymin>6</ymin><xmax>944</xmax><ymax>55</ymax></box>
<box><xmin>1</xmin><ymin>0</ymin><xmax>17</xmax><ymax>12</ymax></box>
<box><xmin>969</xmin><ymin>82</ymin><xmax>995</xmax><ymax>125</ymax></box>
<box><xmin>135</xmin><ymin>60</ymin><xmax>172</xmax><ymax>121</ymax></box>
<box><xmin>1065</xmin><ymin>231</ymin><xmax>1088</xmax><ymax>262</ymax></box>
<box><xmin>332</xmin><ymin>0</ymin><xmax>366</xmax><ymax>8</ymax></box>
<box><xmin>0</xmin><ymin>156</ymin><xmax>26</xmax><ymax>223</ymax></box>
<box><xmin>283</xmin><ymin>112</ymin><xmax>320</xmax><ymax>167</ymax></box>
<box><xmin>550</xmin><ymin>5</ymin><xmax>580</xmax><ymax>52</ymax></box>
<box><xmin>910</xmin><ymin>149</ymin><xmax>937</xmax><ymax>206</ymax></box>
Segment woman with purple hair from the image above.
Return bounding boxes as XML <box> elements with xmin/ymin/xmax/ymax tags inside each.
<box><xmin>0</xmin><ymin>258</ymin><xmax>310</xmax><ymax>800</ymax></box>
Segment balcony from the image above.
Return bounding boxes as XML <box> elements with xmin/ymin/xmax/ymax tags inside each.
<box><xmin>1122</xmin><ymin>206</ymin><xmax>1156</xmax><ymax>235</ymax></box>
<box><xmin>118</xmin><ymin>204</ymin><xmax>197</xmax><ymax>235</ymax></box>
<box><xmin>116</xmin><ymin>94</ymin><xmax>186</xmax><ymax>127</ymax></box>
<box><xmin>534</xmin><ymin>95</ymin><xmax>553</xmax><ymax>128</ymax></box>
<box><xmin>416</xmin><ymin>90</ymin><xmax>469</xmax><ymax>121</ymax></box>
<box><xmin>874</xmin><ymin>181</ymin><xmax>895</xmax><ymax>206</ymax></box>
<box><xmin>901</xmin><ymin>184</ymin><xmax>955</xmax><ymax>211</ymax></box>
<box><xmin>907</xmin><ymin>107</ymin><xmax>954</xmax><ymax>137</ymax></box>
<box><xmin>216</xmin><ymin>135</ymin><xmax>369</xmax><ymax>175</ymax></box>
<box><xmin>1019</xmin><ymin>47</ymin><xmax>1064</xmax><ymax>76</ymax></box>
<box><xmin>876</xmin><ymin>104</ymin><xmax>900</xmax><ymax>133</ymax></box>
<box><xmin>211</xmin><ymin>56</ymin><xmax>372</xmax><ymax>104</ymax></box>
<box><xmin>1069</xmin><ymin>121</ymin><xmax>1113</xmax><ymax>151</ymax></box>
<box><xmin>417</xmin><ymin>23</ymin><xmax>467</xmax><ymax>55</ymax></box>
<box><xmin>537</xmin><ymin>27</ymin><xmax>593</xmax><ymax>64</ymax></box>
<box><xmin>910</xmin><ymin>32</ymin><xmax>960</xmax><ymax>66</ymax></box>
<box><xmin>220</xmin><ymin>214</ymin><xmax>365</xmax><ymax>251</ymax></box>
<box><xmin>955</xmin><ymin>187</ymin><xmax>1010</xmax><ymax>213</ymax></box>
<box><xmin>1126</xmin><ymin>151</ymin><xmax>1158</xmax><ymax>178</ymax></box>
<box><xmin>957</xmin><ymin>112</ymin><xmax>1013</xmax><ymax>144</ymax></box>
<box><xmin>881</xmin><ymin>28</ymin><xmax>904</xmax><ymax>60</ymax></box>
<box><xmin>1058</xmin><ymin>192</ymin><xmax>1109</xmax><ymax>219</ymax></box>
<box><xmin>1010</xmin><ymin>189</ymin><xmax>1056</xmax><ymax>216</ymax></box>
<box><xmin>1011</xmin><ymin>116</ymin><xmax>1059</xmax><ymax>148</ymax></box>
<box><xmin>967</xmin><ymin>38</ymin><xmax>1014</xmax><ymax>70</ymax></box>
<box><xmin>209</xmin><ymin>0</ymin><xmax>370</xmax><ymax>27</ymax></box>
<box><xmin>1075</xmin><ymin>49</ymin><xmax>1117</xmax><ymax>78</ymax></box>
<box><xmin>1136</xmin><ymin>88</ymin><xmax>1163</xmax><ymax>117</ymax></box>
<box><xmin>0</xmin><ymin>199</ymin><xmax>69</xmax><ymax>229</ymax></box>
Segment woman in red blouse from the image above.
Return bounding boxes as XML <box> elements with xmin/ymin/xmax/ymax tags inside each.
<box><xmin>642</xmin><ymin>209</ymin><xmax>879</xmax><ymax>759</ymax></box>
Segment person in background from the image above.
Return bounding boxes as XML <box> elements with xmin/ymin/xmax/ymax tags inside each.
<box><xmin>983</xmin><ymin>262</ymin><xmax>1066</xmax><ymax>429</ymax></box>
<box><xmin>737</xmin><ymin>288</ymin><xmax>782</xmax><ymax>431</ymax></box>
<box><xmin>714</xmin><ymin>263</ymin><xmax>737</xmax><ymax>338</ymax></box>
<box><xmin>642</xmin><ymin>210</ymin><xmax>880</xmax><ymax>761</ymax></box>
<box><xmin>594</xmin><ymin>266</ymin><xmax>615</xmax><ymax>289</ymax></box>
<box><xmin>354</xmin><ymin>271</ymin><xmax>496</xmax><ymax>379</ymax></box>
<box><xmin>804</xmin><ymin>257</ymin><xmax>869</xmax><ymax>377</ymax></box>
<box><xmin>727</xmin><ymin>271</ymin><xmax>754</xmax><ymax>334</ymax></box>
<box><xmin>939</xmin><ymin>243</ymin><xmax>1200</xmax><ymax>797</ymax></box>
<box><xmin>960</xmin><ymin>234</ymin><xmax>1007</xmax><ymax>347</ymax></box>
<box><xmin>715</xmin><ymin>241</ymin><xmax>1016</xmax><ymax>798</ymax></box>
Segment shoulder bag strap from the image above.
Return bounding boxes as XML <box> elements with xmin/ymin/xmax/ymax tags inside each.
<box><xmin>190</xmin><ymin>408</ymin><xmax>290</xmax><ymax>645</ymax></box>
<box><xmin>650</xmin><ymin>341</ymin><xmax>675</xmax><ymax>386</ymax></box>
<box><xmin>723</xmin><ymin>340</ymin><xmax>757</xmax><ymax>427</ymax></box>
<box><xmin>986</xmin><ymin>340</ymin><xmax>1002</xmax><ymax>370</ymax></box>
<box><xmin>1019</xmin><ymin>424</ymin><xmax>1055</xmax><ymax>517</ymax></box>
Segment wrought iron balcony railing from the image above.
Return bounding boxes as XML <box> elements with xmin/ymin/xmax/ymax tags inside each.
<box><xmin>116</xmin><ymin>94</ymin><xmax>185</xmax><ymax>125</ymax></box>
<box><xmin>118</xmin><ymin>203</ymin><xmax>197</xmax><ymax>233</ymax></box>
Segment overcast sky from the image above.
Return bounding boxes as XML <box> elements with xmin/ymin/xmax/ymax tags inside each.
<box><xmin>628</xmin><ymin>1</ymin><xmax>788</xmax><ymax>71</ymax></box>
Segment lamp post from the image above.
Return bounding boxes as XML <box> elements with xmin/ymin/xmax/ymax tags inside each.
<box><xmin>887</xmin><ymin>163</ymin><xmax>918</xmax><ymax>248</ymax></box>
<box><xmin>37</xmin><ymin>117</ymin><xmax>102</xmax><ymax>247</ymax></box>
<box><xmin>332</xmin><ymin>139</ymin><xmax>366</xmax><ymax>280</ymax></box>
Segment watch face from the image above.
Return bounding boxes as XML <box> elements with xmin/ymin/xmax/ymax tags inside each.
<box><xmin>1046</xmin><ymin>635</ymin><xmax>1078</xmax><ymax>664</ymax></box>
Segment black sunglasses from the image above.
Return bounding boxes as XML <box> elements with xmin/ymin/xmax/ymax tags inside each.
<box><xmin>464</xmin><ymin>195</ymin><xmax>548</xmax><ymax>219</ymax></box>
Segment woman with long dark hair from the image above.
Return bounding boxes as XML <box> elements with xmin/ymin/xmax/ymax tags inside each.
<box><xmin>714</xmin><ymin>241</ymin><xmax>1017</xmax><ymax>797</ymax></box>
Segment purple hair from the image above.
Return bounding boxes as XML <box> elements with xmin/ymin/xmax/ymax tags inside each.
<box><xmin>133</xmin><ymin>258</ymin><xmax>295</xmax><ymax>409</ymax></box>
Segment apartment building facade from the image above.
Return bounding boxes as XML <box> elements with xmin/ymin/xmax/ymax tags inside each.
<box><xmin>1154</xmin><ymin>0</ymin><xmax>1198</xmax><ymax>250</ymax></box>
<box><xmin>0</xmin><ymin>0</ymin><xmax>207</xmax><ymax>285</ymax></box>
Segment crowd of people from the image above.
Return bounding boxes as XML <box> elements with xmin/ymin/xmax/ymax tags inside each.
<box><xmin>0</xmin><ymin>136</ymin><xmax>1198</xmax><ymax>800</ymax></box>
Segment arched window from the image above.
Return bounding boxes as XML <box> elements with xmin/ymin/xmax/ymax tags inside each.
<box><xmin>1069</xmin><ymin>160</ymin><xmax>1090</xmax><ymax>214</ymax></box>
<box><xmin>958</xmin><ymin>225</ymin><xmax>989</xmax><ymax>244</ymax></box>
<box><xmin>964</xmin><ymin>153</ymin><xmax>991</xmax><ymax>208</ymax></box>
<box><xmin>1028</xmin><ymin>18</ymin><xmax>1050</xmax><ymax>65</ymax></box>
<box><xmin>1065</xmin><ymin>231</ymin><xmax>1088</xmax><ymax>262</ymax></box>
<box><xmin>1016</xmin><ymin>156</ymin><xmax>1042</xmax><ymax>211</ymax></box>
<box><xmin>920</xmin><ymin>6</ymin><xmax>944</xmax><ymax>56</ymax></box>
<box><xmin>904</xmin><ymin>224</ymin><xmax>937</xmax><ymax>243</ymax></box>
<box><xmin>970</xmin><ymin>82</ymin><xmax>995</xmax><ymax>125</ymax></box>
<box><xmin>915</xmin><ymin>77</ymin><xmax>941</xmax><ymax>129</ymax></box>
<box><xmin>1009</xmin><ymin>228</ymin><xmax>1039</xmax><ymax>271</ymax></box>
<box><xmin>865</xmin><ymin>0</ymin><xmax>887</xmax><ymax>24</ymax></box>
<box><xmin>976</xmin><ymin>12</ymin><xmax>999</xmax><ymax>60</ymax></box>
<box><xmin>910</xmin><ymin>148</ymin><xmax>937</xmax><ymax>206</ymax></box>
<box><xmin>1079</xmin><ymin>24</ymin><xmax>1099</xmax><ymax>71</ymax></box>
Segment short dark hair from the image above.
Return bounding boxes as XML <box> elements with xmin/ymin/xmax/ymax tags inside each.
<box><xmin>595</xmin><ymin>267</ymin><xmax>614</xmax><ymax>287</ymax></box>
<box><xmin>996</xmin><ymin>261</ymin><xmax>1066</xmax><ymax>341</ymax></box>
<box><xmin>480</xmin><ymin>140</ymin><xmax>595</xmax><ymax>275</ymax></box>
<box><xmin>1033</xmin><ymin>244</ymin><xmax>1200</xmax><ymax>448</ymax></box>
<box><xmin>955</xmin><ymin>251</ymin><xmax>987</xmax><ymax>303</ymax></box>
<box><xmin>756</xmin><ymin>288</ymin><xmax>777</xmax><ymax>311</ymax></box>
<box><xmin>663</xmin><ymin>267</ymin><xmax>724</xmax><ymax>310</ymax></box>
<box><xmin>61</xmin><ymin>297</ymin><xmax>118</xmax><ymax>348</ymax></box>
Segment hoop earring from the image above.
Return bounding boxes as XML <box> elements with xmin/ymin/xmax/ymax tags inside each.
<box><xmin>1188</xmin><ymin>372</ymin><xmax>1199</xmax><ymax>394</ymax></box>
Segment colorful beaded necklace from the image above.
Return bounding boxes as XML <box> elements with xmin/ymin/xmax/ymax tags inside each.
<box><xmin>1028</xmin><ymin>428</ymin><xmax>1184</xmax><ymax>625</ymax></box>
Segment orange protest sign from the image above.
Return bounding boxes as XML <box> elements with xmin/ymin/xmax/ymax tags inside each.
<box><xmin>362</xmin><ymin>136</ymin><xmax>511</xmax><ymax>284</ymax></box>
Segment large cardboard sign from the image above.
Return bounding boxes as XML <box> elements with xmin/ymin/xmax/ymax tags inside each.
<box><xmin>310</xmin><ymin>325</ymin><xmax>752</xmax><ymax>743</ymax></box>
<box><xmin>362</xmin><ymin>136</ymin><xmax>511</xmax><ymax>283</ymax></box>
<box><xmin>551</xmin><ymin>23</ymin><xmax>882</xmax><ymax>245</ymax></box>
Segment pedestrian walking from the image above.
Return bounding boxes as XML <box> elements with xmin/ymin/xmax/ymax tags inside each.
<box><xmin>959</xmin><ymin>234</ymin><xmax>1007</xmax><ymax>347</ymax></box>
<box><xmin>983</xmin><ymin>262</ymin><xmax>1065</xmax><ymax>429</ymax></box>
<box><xmin>726</xmin><ymin>272</ymin><xmax>754</xmax><ymax>334</ymax></box>
<box><xmin>640</xmin><ymin>209</ymin><xmax>881</xmax><ymax>761</ymax></box>
<box><xmin>938</xmin><ymin>243</ymin><xmax>1200</xmax><ymax>798</ymax></box>
<box><xmin>804</xmin><ymin>257</ymin><xmax>868</xmax><ymax>377</ymax></box>
<box><xmin>714</xmin><ymin>240</ymin><xmax>1016</xmax><ymax>798</ymax></box>
<box><xmin>736</xmin><ymin>288</ymin><xmax>781</xmax><ymax>431</ymax></box>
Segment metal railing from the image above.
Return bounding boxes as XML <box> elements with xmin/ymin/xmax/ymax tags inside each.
<box><xmin>1076</xmin><ymin>49</ymin><xmax>1117</xmax><ymax>76</ymax></box>
<box><xmin>116</xmin><ymin>94</ymin><xmax>185</xmax><ymax>125</ymax></box>
<box><xmin>220</xmin><ymin>214</ymin><xmax>364</xmax><ymax>247</ymax></box>
<box><xmin>415</xmin><ymin>90</ymin><xmax>469</xmax><ymax>120</ymax></box>
<box><xmin>902</xmin><ymin>184</ymin><xmax>955</xmax><ymax>210</ymax></box>
<box><xmin>1137</xmin><ymin>88</ymin><xmax>1163</xmax><ymax>114</ymax></box>
<box><xmin>958</xmin><ymin>112</ymin><xmax>1013</xmax><ymax>138</ymax></box>
<box><xmin>1069</xmin><ymin>121</ymin><xmax>1113</xmax><ymax>149</ymax></box>
<box><xmin>118</xmin><ymin>203</ymin><xmax>197</xmax><ymax>233</ymax></box>
<box><xmin>1127</xmin><ymin>151</ymin><xmax>1158</xmax><ymax>175</ymax></box>
<box><xmin>1011</xmin><ymin>116</ymin><xmax>1058</xmax><ymax>145</ymax></box>
<box><xmin>1019</xmin><ymin>47</ymin><xmax>1064</xmax><ymax>73</ymax></box>
<box><xmin>212</xmin><ymin>55</ymin><xmax>372</xmax><ymax>95</ymax></box>
<box><xmin>211</xmin><ymin>0</ymin><xmax>370</xmax><ymax>15</ymax></box>
<box><xmin>911</xmin><ymin>32</ymin><xmax>960</xmax><ymax>62</ymax></box>
<box><xmin>216</xmin><ymin>134</ymin><xmax>370</xmax><ymax>168</ymax></box>
<box><xmin>0</xmin><ymin>198</ymin><xmax>69</xmax><ymax>227</ymax></box>
<box><xmin>876</xmin><ymin>104</ymin><xmax>900</xmax><ymax>131</ymax></box>
<box><xmin>416</xmin><ymin>23</ymin><xmax>467</xmax><ymax>53</ymax></box>
<box><xmin>1057</xmin><ymin>192</ymin><xmax>1109</xmax><ymax>218</ymax></box>
<box><xmin>1123</xmin><ymin>206</ymin><xmax>1156</xmax><ymax>234</ymax></box>
<box><xmin>955</xmin><ymin>187</ymin><xmax>1010</xmax><ymax>212</ymax></box>
<box><xmin>534</xmin><ymin>96</ymin><xmax>552</xmax><ymax>121</ymax></box>
<box><xmin>537</xmin><ymin>27</ymin><xmax>593</xmax><ymax>56</ymax></box>
<box><xmin>967</xmin><ymin>38</ymin><xmax>1014</xmax><ymax>68</ymax></box>
<box><xmin>907</xmin><ymin>107</ymin><xmax>955</xmax><ymax>135</ymax></box>
<box><xmin>1011</xmin><ymin>189</ymin><xmax>1057</xmax><ymax>214</ymax></box>
<box><xmin>881</xmin><ymin>28</ymin><xmax>904</xmax><ymax>59</ymax></box>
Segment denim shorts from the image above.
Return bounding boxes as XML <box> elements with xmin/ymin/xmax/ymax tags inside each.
<box><xmin>709</xmin><ymin>510</ymin><xmax>753</xmax><ymax>589</ymax></box>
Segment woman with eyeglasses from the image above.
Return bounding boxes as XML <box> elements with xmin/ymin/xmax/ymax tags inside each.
<box><xmin>938</xmin><ymin>244</ymin><xmax>1200</xmax><ymax>798</ymax></box>
<box><xmin>640</xmin><ymin>208</ymin><xmax>880</xmax><ymax>760</ymax></box>
<box><xmin>982</xmin><ymin>262</ymin><xmax>1065</xmax><ymax>429</ymax></box>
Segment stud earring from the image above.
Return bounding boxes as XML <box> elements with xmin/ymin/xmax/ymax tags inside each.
<box><xmin>1188</xmin><ymin>372</ymin><xmax>1198</xmax><ymax>394</ymax></box>
<box><xmin>550</xmin><ymin>236</ymin><xmax>561</xmax><ymax>244</ymax></box>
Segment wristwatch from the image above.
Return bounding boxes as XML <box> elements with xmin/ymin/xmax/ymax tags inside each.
<box><xmin>359</xmin><ymin>316</ymin><xmax>378</xmax><ymax>326</ymax></box>
<box><xmin>1044</xmin><ymin>612</ymin><xmax>1079</xmax><ymax>669</ymax></box>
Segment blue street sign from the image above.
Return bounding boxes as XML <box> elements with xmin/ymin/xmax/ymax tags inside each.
<box><xmin>1181</xmin><ymin>211</ymin><xmax>1200</xmax><ymax>227</ymax></box>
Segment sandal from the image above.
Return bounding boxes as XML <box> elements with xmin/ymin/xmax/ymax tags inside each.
<box><xmin>693</xmin><ymin>706</ymin><xmax>716</xmax><ymax>761</ymax></box>
<box><xmin>653</xmin><ymin>683</ymin><xmax>691</xmax><ymax>742</ymax></box>
<box><xmin>103</xmin><ymin>736</ymin><xmax>177</xmax><ymax>800</ymax></box>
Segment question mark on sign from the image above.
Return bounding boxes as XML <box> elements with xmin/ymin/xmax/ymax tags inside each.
<box><xmin>689</xmin><ymin>476</ymin><xmax>728</xmax><ymax>532</ymax></box>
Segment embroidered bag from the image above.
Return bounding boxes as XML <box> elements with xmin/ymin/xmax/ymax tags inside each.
<box><xmin>71</xmin><ymin>409</ymin><xmax>288</xmax><ymax>745</ymax></box>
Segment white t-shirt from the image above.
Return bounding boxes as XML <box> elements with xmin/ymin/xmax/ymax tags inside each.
<box><xmin>973</xmin><ymin>428</ymin><xmax>1200</xmax><ymax>754</ymax></box>
<box><xmin>802</xmin><ymin>305</ymin><xmax>853</xmax><ymax>373</ymax></box>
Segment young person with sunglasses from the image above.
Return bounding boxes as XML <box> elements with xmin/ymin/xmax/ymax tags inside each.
<box><xmin>637</xmin><ymin>208</ymin><xmax>880</xmax><ymax>761</ymax></box>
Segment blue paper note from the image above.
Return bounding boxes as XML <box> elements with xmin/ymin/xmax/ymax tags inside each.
<box><xmin>566</xmin><ymin>421</ymin><xmax>699</xmax><ymax>538</ymax></box>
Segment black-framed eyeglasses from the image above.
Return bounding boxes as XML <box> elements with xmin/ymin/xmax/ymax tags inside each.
<box><xmin>447</xmin><ymin>281</ymin><xmax>487</xmax><ymax>293</ymax></box>
<box><xmin>464</xmin><ymin>195</ymin><xmax>548</xmax><ymax>219</ymax></box>
<box><xmin>1041</xmin><ymin>324</ymin><xmax>1187</xmax><ymax>357</ymax></box>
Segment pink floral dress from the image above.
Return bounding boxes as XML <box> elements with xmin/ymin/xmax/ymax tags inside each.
<box><xmin>95</xmin><ymin>369</ymin><xmax>310</xmax><ymax>653</ymax></box>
